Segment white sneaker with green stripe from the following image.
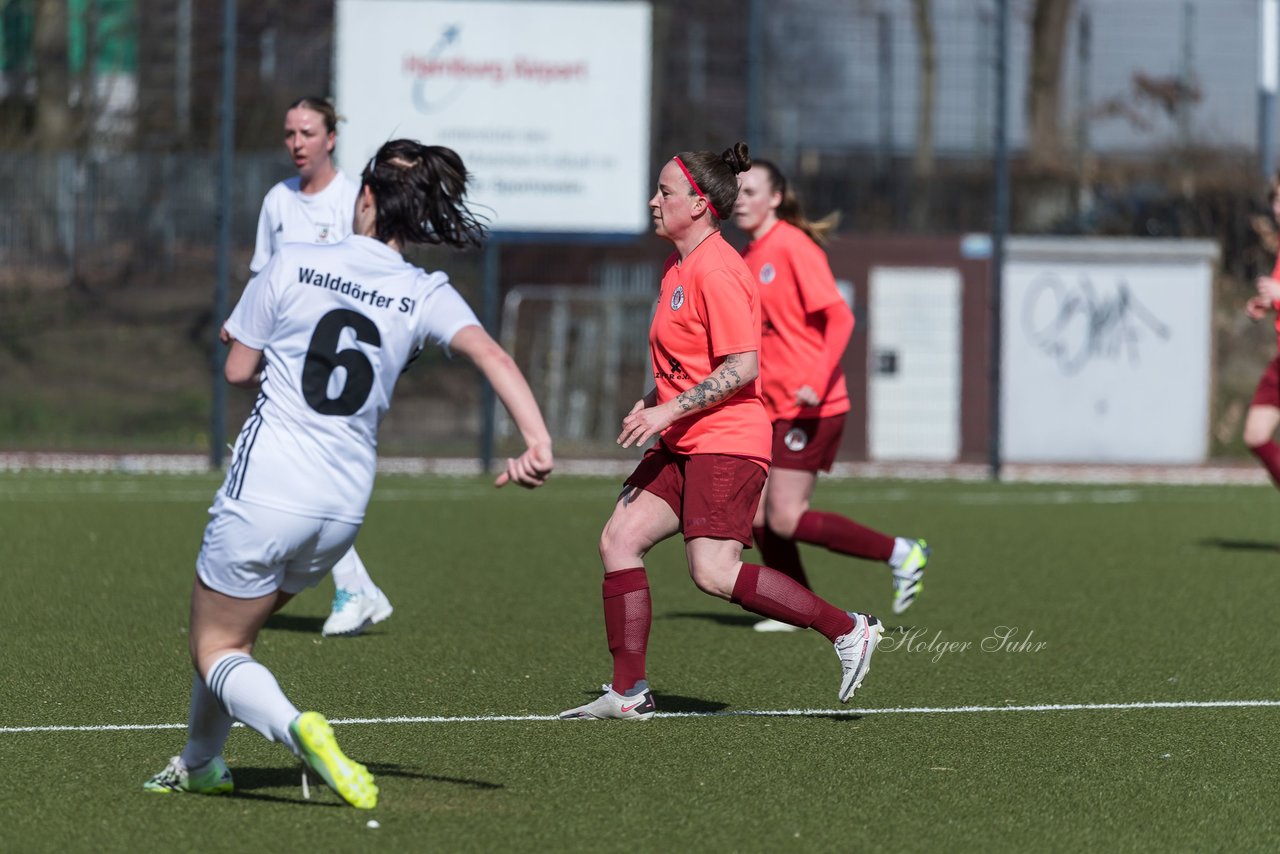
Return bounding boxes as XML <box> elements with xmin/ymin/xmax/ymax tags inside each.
<box><xmin>143</xmin><ymin>755</ymin><xmax>234</xmax><ymax>796</ymax></box>
<box><xmin>891</xmin><ymin>539</ymin><xmax>930</xmax><ymax>614</ymax></box>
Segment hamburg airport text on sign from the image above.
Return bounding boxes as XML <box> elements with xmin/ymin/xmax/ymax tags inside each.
<box><xmin>335</xmin><ymin>0</ymin><xmax>652</xmax><ymax>235</ymax></box>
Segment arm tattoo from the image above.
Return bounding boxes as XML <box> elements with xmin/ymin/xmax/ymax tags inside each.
<box><xmin>676</xmin><ymin>353</ymin><xmax>747</xmax><ymax>413</ymax></box>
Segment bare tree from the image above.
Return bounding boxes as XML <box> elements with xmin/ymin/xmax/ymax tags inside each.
<box><xmin>33</xmin><ymin>0</ymin><xmax>73</xmax><ymax>147</ymax></box>
<box><xmin>909</xmin><ymin>0</ymin><xmax>936</xmax><ymax>228</ymax></box>
<box><xmin>1026</xmin><ymin>0</ymin><xmax>1075</xmax><ymax>170</ymax></box>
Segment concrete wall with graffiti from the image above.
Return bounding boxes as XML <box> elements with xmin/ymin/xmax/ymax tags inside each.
<box><xmin>825</xmin><ymin>235</ymin><xmax>1217</xmax><ymax>465</ymax></box>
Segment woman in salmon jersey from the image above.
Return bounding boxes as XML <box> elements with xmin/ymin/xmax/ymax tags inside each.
<box><xmin>1244</xmin><ymin>173</ymin><xmax>1280</xmax><ymax>484</ymax></box>
<box><xmin>733</xmin><ymin>160</ymin><xmax>930</xmax><ymax>630</ymax></box>
<box><xmin>560</xmin><ymin>144</ymin><xmax>883</xmax><ymax>721</ymax></box>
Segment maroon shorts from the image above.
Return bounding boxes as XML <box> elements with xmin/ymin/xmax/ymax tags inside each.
<box><xmin>770</xmin><ymin>413</ymin><xmax>846</xmax><ymax>472</ymax></box>
<box><xmin>625</xmin><ymin>444</ymin><xmax>767</xmax><ymax>545</ymax></box>
<box><xmin>1252</xmin><ymin>354</ymin><xmax>1280</xmax><ymax>408</ymax></box>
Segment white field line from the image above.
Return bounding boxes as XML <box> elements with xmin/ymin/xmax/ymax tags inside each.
<box><xmin>5</xmin><ymin>699</ymin><xmax>1280</xmax><ymax>734</ymax></box>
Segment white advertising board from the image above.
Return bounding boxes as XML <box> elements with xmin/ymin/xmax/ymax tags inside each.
<box><xmin>1001</xmin><ymin>238</ymin><xmax>1217</xmax><ymax>464</ymax></box>
<box><xmin>334</xmin><ymin>0</ymin><xmax>651</xmax><ymax>234</ymax></box>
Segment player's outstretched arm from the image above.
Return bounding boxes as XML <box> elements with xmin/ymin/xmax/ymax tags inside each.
<box><xmin>448</xmin><ymin>325</ymin><xmax>554</xmax><ymax>488</ymax></box>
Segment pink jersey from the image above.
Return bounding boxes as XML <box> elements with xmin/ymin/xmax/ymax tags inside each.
<box><xmin>649</xmin><ymin>232</ymin><xmax>771</xmax><ymax>467</ymax></box>
<box><xmin>1272</xmin><ymin>255</ymin><xmax>1280</xmax><ymax>350</ymax></box>
<box><xmin>740</xmin><ymin>220</ymin><xmax>852</xmax><ymax>421</ymax></box>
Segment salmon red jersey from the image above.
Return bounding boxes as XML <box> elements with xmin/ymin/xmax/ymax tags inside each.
<box><xmin>649</xmin><ymin>232</ymin><xmax>771</xmax><ymax>467</ymax></box>
<box><xmin>1272</xmin><ymin>255</ymin><xmax>1280</xmax><ymax>350</ymax></box>
<box><xmin>741</xmin><ymin>220</ymin><xmax>851</xmax><ymax>421</ymax></box>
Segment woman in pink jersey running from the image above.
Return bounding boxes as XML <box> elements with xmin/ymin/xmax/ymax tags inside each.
<box><xmin>733</xmin><ymin>160</ymin><xmax>930</xmax><ymax>630</ymax></box>
<box><xmin>559</xmin><ymin>144</ymin><xmax>883</xmax><ymax>721</ymax></box>
<box><xmin>1244</xmin><ymin>173</ymin><xmax>1280</xmax><ymax>485</ymax></box>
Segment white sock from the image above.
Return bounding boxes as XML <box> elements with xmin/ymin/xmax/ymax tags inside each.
<box><xmin>888</xmin><ymin>537</ymin><xmax>914</xmax><ymax>569</ymax></box>
<box><xmin>179</xmin><ymin>672</ymin><xmax>233</xmax><ymax>770</ymax></box>
<box><xmin>331</xmin><ymin>548</ymin><xmax>379</xmax><ymax>597</ymax></box>
<box><xmin>206</xmin><ymin>653</ymin><xmax>301</xmax><ymax>755</ymax></box>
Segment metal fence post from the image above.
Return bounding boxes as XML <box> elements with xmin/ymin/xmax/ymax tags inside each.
<box><xmin>1261</xmin><ymin>0</ymin><xmax>1278</xmax><ymax>179</ymax></box>
<box><xmin>878</xmin><ymin>11</ymin><xmax>893</xmax><ymax>170</ymax></box>
<box><xmin>210</xmin><ymin>0</ymin><xmax>236</xmax><ymax>471</ymax></box>
<box><xmin>747</xmin><ymin>0</ymin><xmax>764</xmax><ymax>148</ymax></box>
<box><xmin>1075</xmin><ymin>6</ymin><xmax>1091</xmax><ymax>222</ymax></box>
<box><xmin>990</xmin><ymin>0</ymin><xmax>1010</xmax><ymax>481</ymax></box>
<box><xmin>480</xmin><ymin>238</ymin><xmax>501</xmax><ymax>474</ymax></box>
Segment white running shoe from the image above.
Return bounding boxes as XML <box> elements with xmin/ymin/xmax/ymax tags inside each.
<box><xmin>752</xmin><ymin>617</ymin><xmax>802</xmax><ymax>633</ymax></box>
<box><xmin>891</xmin><ymin>539</ymin><xmax>930</xmax><ymax>615</ymax></box>
<box><xmin>559</xmin><ymin>684</ymin><xmax>656</xmax><ymax>720</ymax></box>
<box><xmin>834</xmin><ymin>612</ymin><xmax>884</xmax><ymax>703</ymax></box>
<box><xmin>321</xmin><ymin>587</ymin><xmax>394</xmax><ymax>637</ymax></box>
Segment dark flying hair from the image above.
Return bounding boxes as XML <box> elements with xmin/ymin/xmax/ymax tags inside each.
<box><xmin>360</xmin><ymin>139</ymin><xmax>488</xmax><ymax>250</ymax></box>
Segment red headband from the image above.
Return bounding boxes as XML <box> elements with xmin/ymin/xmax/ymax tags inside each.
<box><xmin>673</xmin><ymin>156</ymin><xmax>721</xmax><ymax>219</ymax></box>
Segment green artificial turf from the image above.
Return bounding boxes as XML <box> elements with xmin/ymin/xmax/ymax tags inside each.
<box><xmin>2</xmin><ymin>472</ymin><xmax>1279</xmax><ymax>851</ymax></box>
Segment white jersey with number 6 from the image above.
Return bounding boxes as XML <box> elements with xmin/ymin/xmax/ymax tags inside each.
<box><xmin>249</xmin><ymin>172</ymin><xmax>361</xmax><ymax>274</ymax></box>
<box><xmin>222</xmin><ymin>235</ymin><xmax>479</xmax><ymax>523</ymax></box>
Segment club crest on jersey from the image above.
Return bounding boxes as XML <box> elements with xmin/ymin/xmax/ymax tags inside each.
<box><xmin>317</xmin><ymin>225</ymin><xmax>331</xmax><ymax>242</ymax></box>
<box><xmin>784</xmin><ymin>427</ymin><xmax>809</xmax><ymax>452</ymax></box>
<box><xmin>760</xmin><ymin>263</ymin><xmax>776</xmax><ymax>285</ymax></box>
<box><xmin>670</xmin><ymin>285</ymin><xmax>685</xmax><ymax>311</ymax></box>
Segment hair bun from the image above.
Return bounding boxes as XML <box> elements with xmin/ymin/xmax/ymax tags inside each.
<box><xmin>722</xmin><ymin>142</ymin><xmax>752</xmax><ymax>175</ymax></box>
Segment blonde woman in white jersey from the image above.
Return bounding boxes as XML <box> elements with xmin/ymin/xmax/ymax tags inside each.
<box><xmin>249</xmin><ymin>96</ymin><xmax>390</xmax><ymax>637</ymax></box>
<box><xmin>147</xmin><ymin>140</ymin><xmax>554</xmax><ymax>808</ymax></box>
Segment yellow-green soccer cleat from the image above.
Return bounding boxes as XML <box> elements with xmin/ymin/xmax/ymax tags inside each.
<box><xmin>289</xmin><ymin>711</ymin><xmax>378</xmax><ymax>809</ymax></box>
<box><xmin>143</xmin><ymin>755</ymin><xmax>234</xmax><ymax>796</ymax></box>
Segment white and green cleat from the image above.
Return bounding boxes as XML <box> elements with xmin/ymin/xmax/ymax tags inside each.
<box><xmin>143</xmin><ymin>755</ymin><xmax>234</xmax><ymax>796</ymax></box>
<box><xmin>290</xmin><ymin>711</ymin><xmax>378</xmax><ymax>810</ymax></box>
<box><xmin>891</xmin><ymin>539</ymin><xmax>930</xmax><ymax>615</ymax></box>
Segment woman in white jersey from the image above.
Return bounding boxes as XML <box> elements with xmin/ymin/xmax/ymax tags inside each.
<box><xmin>146</xmin><ymin>139</ymin><xmax>554</xmax><ymax>809</ymax></box>
<box><xmin>248</xmin><ymin>96</ymin><xmax>390</xmax><ymax>638</ymax></box>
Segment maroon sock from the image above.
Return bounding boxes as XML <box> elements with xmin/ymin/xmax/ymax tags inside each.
<box><xmin>752</xmin><ymin>525</ymin><xmax>810</xmax><ymax>588</ymax></box>
<box><xmin>1250</xmin><ymin>441</ymin><xmax>1280</xmax><ymax>489</ymax></box>
<box><xmin>603</xmin><ymin>567</ymin><xmax>651</xmax><ymax>695</ymax></box>
<box><xmin>731</xmin><ymin>563</ymin><xmax>855</xmax><ymax>642</ymax></box>
<box><xmin>793</xmin><ymin>510</ymin><xmax>895</xmax><ymax>562</ymax></box>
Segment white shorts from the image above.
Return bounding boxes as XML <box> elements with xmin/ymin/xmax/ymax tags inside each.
<box><xmin>196</xmin><ymin>493</ymin><xmax>360</xmax><ymax>599</ymax></box>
